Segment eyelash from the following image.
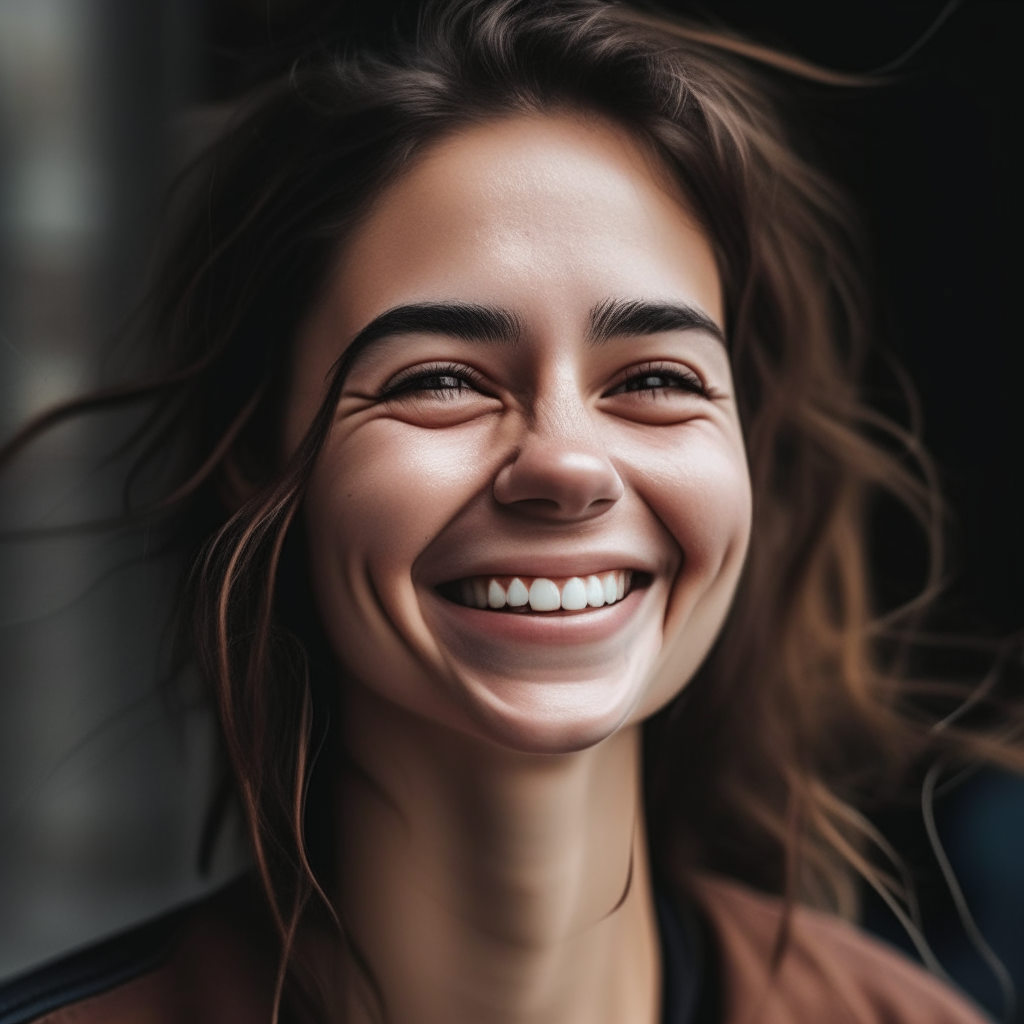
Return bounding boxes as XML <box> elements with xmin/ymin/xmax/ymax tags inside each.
<box><xmin>604</xmin><ymin>363</ymin><xmax>710</xmax><ymax>399</ymax></box>
<box><xmin>380</xmin><ymin>363</ymin><xmax>485</xmax><ymax>400</ymax></box>
<box><xmin>379</xmin><ymin>361</ymin><xmax>710</xmax><ymax>400</ymax></box>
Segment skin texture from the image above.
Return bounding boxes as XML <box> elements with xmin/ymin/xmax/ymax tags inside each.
<box><xmin>286</xmin><ymin>113</ymin><xmax>752</xmax><ymax>1023</ymax></box>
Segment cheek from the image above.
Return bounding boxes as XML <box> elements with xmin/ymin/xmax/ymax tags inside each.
<box><xmin>617</xmin><ymin>425</ymin><xmax>751</xmax><ymax>722</ymax></box>
<box><xmin>304</xmin><ymin>419</ymin><xmax>499</xmax><ymax>635</ymax></box>
<box><xmin>620</xmin><ymin>424</ymin><xmax>751</xmax><ymax>609</ymax></box>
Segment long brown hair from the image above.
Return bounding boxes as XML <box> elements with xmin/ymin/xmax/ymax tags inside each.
<box><xmin>3</xmin><ymin>0</ymin><xmax>1021</xmax><ymax>1016</ymax></box>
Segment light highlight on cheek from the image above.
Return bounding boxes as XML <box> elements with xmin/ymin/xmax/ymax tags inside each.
<box><xmin>654</xmin><ymin>459</ymin><xmax>750</xmax><ymax>638</ymax></box>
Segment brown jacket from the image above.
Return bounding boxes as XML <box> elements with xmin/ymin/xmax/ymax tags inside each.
<box><xmin>5</xmin><ymin>874</ymin><xmax>988</xmax><ymax>1024</ymax></box>
<box><xmin>689</xmin><ymin>875</ymin><xmax>988</xmax><ymax>1024</ymax></box>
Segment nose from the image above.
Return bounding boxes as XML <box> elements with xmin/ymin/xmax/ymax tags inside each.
<box><xmin>493</xmin><ymin>403</ymin><xmax>624</xmax><ymax>521</ymax></box>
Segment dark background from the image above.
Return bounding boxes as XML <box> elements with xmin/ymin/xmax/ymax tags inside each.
<box><xmin>1</xmin><ymin>0</ymin><xmax>1020</xmax><ymax>1019</ymax></box>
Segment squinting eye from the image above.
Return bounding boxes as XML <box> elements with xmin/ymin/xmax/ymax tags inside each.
<box><xmin>414</xmin><ymin>373</ymin><xmax>469</xmax><ymax>392</ymax></box>
<box><xmin>606</xmin><ymin>366</ymin><xmax>707</xmax><ymax>398</ymax></box>
<box><xmin>380</xmin><ymin>364</ymin><xmax>482</xmax><ymax>400</ymax></box>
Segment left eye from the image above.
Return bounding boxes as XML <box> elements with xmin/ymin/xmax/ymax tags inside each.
<box><xmin>606</xmin><ymin>368</ymin><xmax>706</xmax><ymax>397</ymax></box>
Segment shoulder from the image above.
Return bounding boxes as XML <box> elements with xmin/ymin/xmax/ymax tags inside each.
<box><xmin>688</xmin><ymin>872</ymin><xmax>989</xmax><ymax>1024</ymax></box>
<box><xmin>0</xmin><ymin>879</ymin><xmax>274</xmax><ymax>1024</ymax></box>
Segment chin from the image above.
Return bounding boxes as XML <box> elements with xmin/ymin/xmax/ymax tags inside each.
<box><xmin>412</xmin><ymin>581</ymin><xmax>668</xmax><ymax>753</ymax></box>
<box><xmin>452</xmin><ymin>664</ymin><xmax>654</xmax><ymax>755</ymax></box>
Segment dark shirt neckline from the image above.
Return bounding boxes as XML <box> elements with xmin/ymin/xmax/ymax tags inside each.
<box><xmin>0</xmin><ymin>902</ymin><xmax>190</xmax><ymax>1024</ymax></box>
<box><xmin>0</xmin><ymin>877</ymin><xmax>722</xmax><ymax>1024</ymax></box>
<box><xmin>655</xmin><ymin>883</ymin><xmax>723</xmax><ymax>1024</ymax></box>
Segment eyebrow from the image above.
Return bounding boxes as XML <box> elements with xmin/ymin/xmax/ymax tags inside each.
<box><xmin>343</xmin><ymin>302</ymin><xmax>522</xmax><ymax>367</ymax></box>
<box><xmin>337</xmin><ymin>296</ymin><xmax>724</xmax><ymax>382</ymax></box>
<box><xmin>588</xmin><ymin>298</ymin><xmax>725</xmax><ymax>345</ymax></box>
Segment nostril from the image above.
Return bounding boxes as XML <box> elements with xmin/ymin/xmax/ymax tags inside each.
<box><xmin>503</xmin><ymin>496</ymin><xmax>616</xmax><ymax>523</ymax></box>
<box><xmin>492</xmin><ymin>446</ymin><xmax>624</xmax><ymax>517</ymax></box>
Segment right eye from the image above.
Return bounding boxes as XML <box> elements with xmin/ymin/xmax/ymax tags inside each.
<box><xmin>380</xmin><ymin>363</ymin><xmax>484</xmax><ymax>401</ymax></box>
<box><xmin>372</xmin><ymin>361</ymin><xmax>502</xmax><ymax>428</ymax></box>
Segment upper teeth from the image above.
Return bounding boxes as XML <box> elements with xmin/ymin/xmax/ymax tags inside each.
<box><xmin>458</xmin><ymin>571</ymin><xmax>631</xmax><ymax>612</ymax></box>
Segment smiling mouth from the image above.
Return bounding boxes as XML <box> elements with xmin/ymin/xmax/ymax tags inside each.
<box><xmin>438</xmin><ymin>571</ymin><xmax>648</xmax><ymax>614</ymax></box>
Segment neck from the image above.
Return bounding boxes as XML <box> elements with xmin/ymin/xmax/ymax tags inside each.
<box><xmin>324</xmin><ymin>685</ymin><xmax>660</xmax><ymax>1024</ymax></box>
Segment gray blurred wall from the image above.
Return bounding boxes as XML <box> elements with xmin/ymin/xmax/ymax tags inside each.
<box><xmin>0</xmin><ymin>0</ymin><xmax>244</xmax><ymax>981</ymax></box>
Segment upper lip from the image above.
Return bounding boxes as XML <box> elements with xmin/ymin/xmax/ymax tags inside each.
<box><xmin>423</xmin><ymin>552</ymin><xmax>660</xmax><ymax>588</ymax></box>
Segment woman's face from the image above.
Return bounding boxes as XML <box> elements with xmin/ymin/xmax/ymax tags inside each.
<box><xmin>287</xmin><ymin>113</ymin><xmax>751</xmax><ymax>754</ymax></box>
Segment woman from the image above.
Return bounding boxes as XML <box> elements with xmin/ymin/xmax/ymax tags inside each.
<box><xmin>0</xmin><ymin>1</ymin><xmax>1012</xmax><ymax>1021</ymax></box>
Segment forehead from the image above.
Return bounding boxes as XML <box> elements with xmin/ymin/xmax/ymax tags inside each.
<box><xmin>325</xmin><ymin>111</ymin><xmax>723</xmax><ymax>338</ymax></box>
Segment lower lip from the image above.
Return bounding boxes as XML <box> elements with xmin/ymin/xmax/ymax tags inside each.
<box><xmin>423</xmin><ymin>586</ymin><xmax>647</xmax><ymax>645</ymax></box>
